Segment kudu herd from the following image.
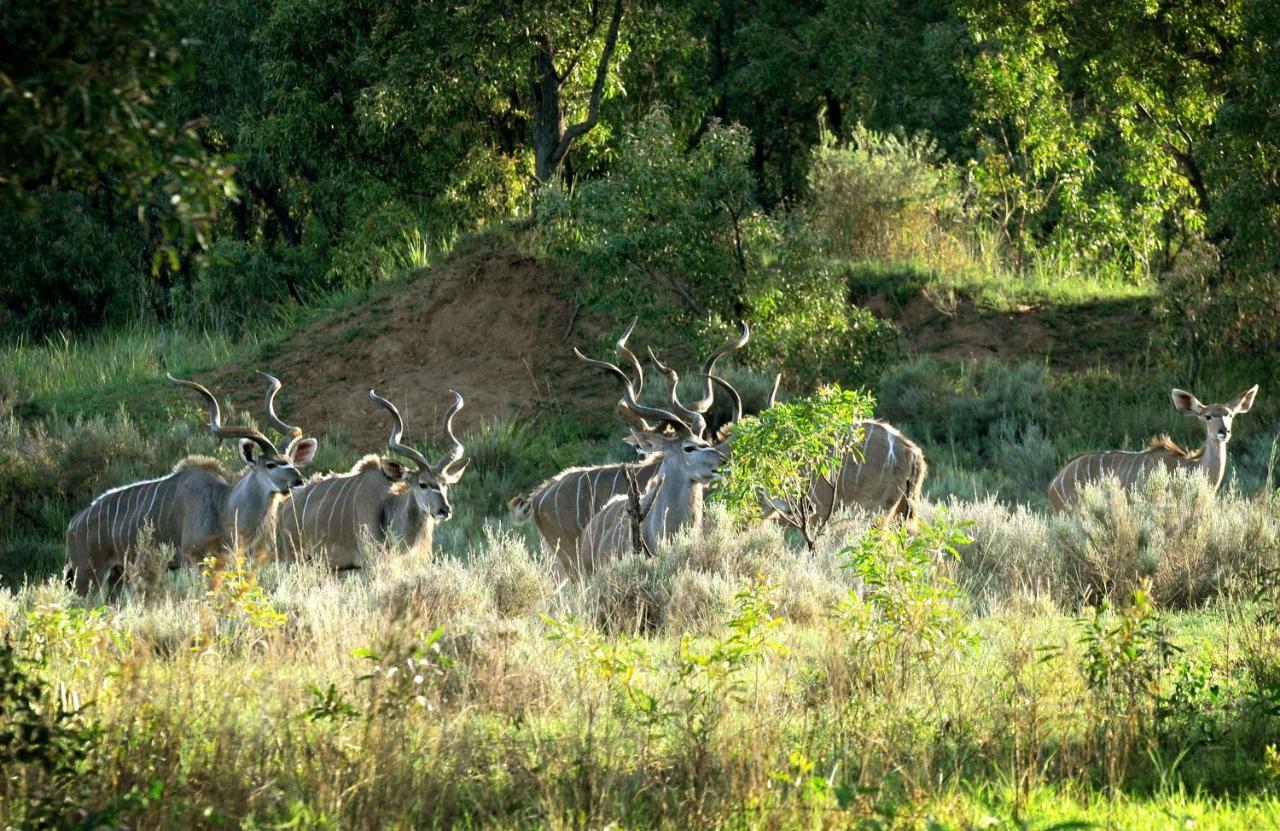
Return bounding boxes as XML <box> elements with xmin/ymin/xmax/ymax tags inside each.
<box><xmin>63</xmin><ymin>317</ymin><xmax>1260</xmax><ymax>594</ymax></box>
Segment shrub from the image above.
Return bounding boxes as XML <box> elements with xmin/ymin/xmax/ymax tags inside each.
<box><xmin>469</xmin><ymin>528</ymin><xmax>555</xmax><ymax>618</ymax></box>
<box><xmin>542</xmin><ymin>105</ymin><xmax>899</xmax><ymax>389</ymax></box>
<box><xmin>1053</xmin><ymin>470</ymin><xmax>1280</xmax><ymax>609</ymax></box>
<box><xmin>923</xmin><ymin>496</ymin><xmax>1054</xmax><ymax>613</ymax></box>
<box><xmin>0</xmin><ymin>191</ymin><xmax>141</xmax><ymax>339</ymax></box>
<box><xmin>718</xmin><ymin>384</ymin><xmax>875</xmax><ymax>549</ymax></box>
<box><xmin>172</xmin><ymin>239</ymin><xmax>288</xmax><ymax>337</ymax></box>
<box><xmin>806</xmin><ymin>126</ymin><xmax>974</xmax><ymax>270</ymax></box>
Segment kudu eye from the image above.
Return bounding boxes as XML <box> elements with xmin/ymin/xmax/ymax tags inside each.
<box><xmin>265</xmin><ymin>461</ymin><xmax>277</xmax><ymax>469</ymax></box>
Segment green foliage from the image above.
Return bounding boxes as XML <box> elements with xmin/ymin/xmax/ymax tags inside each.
<box><xmin>806</xmin><ymin>127</ymin><xmax>971</xmax><ymax>268</ymax></box>
<box><xmin>718</xmin><ymin>385</ymin><xmax>873</xmax><ymax>547</ymax></box>
<box><xmin>0</xmin><ymin>192</ymin><xmax>145</xmax><ymax>338</ymax></box>
<box><xmin>0</xmin><ymin>0</ymin><xmax>236</xmax><ymax>278</ymax></box>
<box><xmin>543</xmin><ymin>107</ymin><xmax>761</xmax><ymax>332</ymax></box>
<box><xmin>544</xmin><ymin>106</ymin><xmax>898</xmax><ymax>387</ymax></box>
<box><xmin>836</xmin><ymin>516</ymin><xmax>977</xmax><ymax>665</ymax></box>
<box><xmin>353</xmin><ymin>625</ymin><xmax>452</xmax><ymax>716</ymax></box>
<box><xmin>203</xmin><ymin>556</ymin><xmax>289</xmax><ymax>643</ymax></box>
<box><xmin>0</xmin><ymin>641</ymin><xmax>102</xmax><ymax>829</ymax></box>
<box><xmin>959</xmin><ymin>0</ymin><xmax>1237</xmax><ymax>279</ymax></box>
<box><xmin>1043</xmin><ymin>583</ymin><xmax>1178</xmax><ymax>788</ymax></box>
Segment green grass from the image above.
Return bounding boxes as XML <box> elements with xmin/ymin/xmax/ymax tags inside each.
<box><xmin>2</xmin><ymin>326</ymin><xmax>250</xmax><ymax>423</ymax></box>
<box><xmin>843</xmin><ymin>255</ymin><xmax>1154</xmax><ymax>315</ymax></box>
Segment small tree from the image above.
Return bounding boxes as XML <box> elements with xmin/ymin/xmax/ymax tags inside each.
<box><xmin>717</xmin><ymin>385</ymin><xmax>873</xmax><ymax>550</ymax></box>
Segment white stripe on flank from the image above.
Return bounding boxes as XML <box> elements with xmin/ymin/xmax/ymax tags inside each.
<box><xmin>107</xmin><ymin>495</ymin><xmax>121</xmax><ymax>552</ymax></box>
<box><xmin>119</xmin><ymin>487</ymin><xmax>137</xmax><ymax>549</ymax></box>
<box><xmin>326</xmin><ymin>476</ymin><xmax>355</xmax><ymax>542</ymax></box>
<box><xmin>155</xmin><ymin>482</ymin><xmax>174</xmax><ymax>538</ymax></box>
<box><xmin>143</xmin><ymin>481</ymin><xmax>162</xmax><ymax>526</ymax></box>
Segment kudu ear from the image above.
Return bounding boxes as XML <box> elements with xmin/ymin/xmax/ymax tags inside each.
<box><xmin>237</xmin><ymin>438</ymin><xmax>258</xmax><ymax>465</ymax></box>
<box><xmin>624</xmin><ymin>431</ymin><xmax>668</xmax><ymax>455</ymax></box>
<box><xmin>1171</xmin><ymin>389</ymin><xmax>1205</xmax><ymax>416</ymax></box>
<box><xmin>378</xmin><ymin>458</ymin><xmax>407</xmax><ymax>481</ymax></box>
<box><xmin>1229</xmin><ymin>384</ymin><xmax>1259</xmax><ymax>414</ymax></box>
<box><xmin>442</xmin><ymin>459</ymin><xmax>469</xmax><ymax>484</ymax></box>
<box><xmin>290</xmin><ymin>437</ymin><xmax>319</xmax><ymax>467</ymax></box>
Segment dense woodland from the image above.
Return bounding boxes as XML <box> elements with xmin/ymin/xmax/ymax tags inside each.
<box><xmin>3</xmin><ymin>0</ymin><xmax>1279</xmax><ymax>365</ymax></box>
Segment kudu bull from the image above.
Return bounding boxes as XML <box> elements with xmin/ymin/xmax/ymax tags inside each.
<box><xmin>277</xmin><ymin>390</ymin><xmax>467</xmax><ymax>569</ymax></box>
<box><xmin>1047</xmin><ymin>385</ymin><xmax>1258</xmax><ymax>513</ymax></box>
<box><xmin>573</xmin><ymin>346</ymin><xmax>732</xmax><ymax>577</ymax></box>
<box><xmin>65</xmin><ymin>374</ymin><xmax>318</xmax><ymax>594</ymax></box>
<box><xmin>509</xmin><ymin>321</ymin><xmax>748</xmax><ymax>568</ymax></box>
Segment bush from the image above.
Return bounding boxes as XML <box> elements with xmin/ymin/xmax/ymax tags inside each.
<box><xmin>173</xmin><ymin>239</ymin><xmax>289</xmax><ymax>336</ymax></box>
<box><xmin>0</xmin><ymin>192</ymin><xmax>142</xmax><ymax>339</ymax></box>
<box><xmin>806</xmin><ymin>126</ymin><xmax>974</xmax><ymax>270</ymax></box>
<box><xmin>1053</xmin><ymin>470</ymin><xmax>1280</xmax><ymax>609</ymax></box>
<box><xmin>718</xmin><ymin>384</ymin><xmax>875</xmax><ymax>549</ymax></box>
<box><xmin>542</xmin><ymin>105</ymin><xmax>899</xmax><ymax>389</ymax></box>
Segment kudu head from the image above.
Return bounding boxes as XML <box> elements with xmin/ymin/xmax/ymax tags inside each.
<box><xmin>1172</xmin><ymin>385</ymin><xmax>1258</xmax><ymax>447</ymax></box>
<box><xmin>167</xmin><ymin>374</ymin><xmax>316</xmax><ymax>493</ymax></box>
<box><xmin>574</xmin><ymin>345</ymin><xmax>727</xmax><ymax>485</ymax></box>
<box><xmin>368</xmin><ymin>390</ymin><xmax>468</xmax><ymax>522</ymax></box>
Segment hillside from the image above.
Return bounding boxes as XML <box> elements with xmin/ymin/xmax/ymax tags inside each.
<box><xmin>208</xmin><ymin>238</ymin><xmax>618</xmax><ymax>448</ymax></box>
<box><xmin>202</xmin><ymin>240</ymin><xmax>1160</xmax><ymax>451</ymax></box>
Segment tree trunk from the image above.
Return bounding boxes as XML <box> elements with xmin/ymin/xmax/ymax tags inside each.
<box><xmin>531</xmin><ymin>0</ymin><xmax>625</xmax><ymax>184</ymax></box>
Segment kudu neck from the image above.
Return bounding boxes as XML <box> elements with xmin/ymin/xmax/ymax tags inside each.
<box><xmin>224</xmin><ymin>472</ymin><xmax>285</xmax><ymax>557</ymax></box>
<box><xmin>386</xmin><ymin>487</ymin><xmax>433</xmax><ymax>552</ymax></box>
<box><xmin>1195</xmin><ymin>437</ymin><xmax>1229</xmax><ymax>491</ymax></box>
<box><xmin>645</xmin><ymin>466</ymin><xmax>704</xmax><ymax>547</ymax></box>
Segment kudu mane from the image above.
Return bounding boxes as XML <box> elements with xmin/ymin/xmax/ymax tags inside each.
<box><xmin>1145</xmin><ymin>434</ymin><xmax>1203</xmax><ymax>459</ymax></box>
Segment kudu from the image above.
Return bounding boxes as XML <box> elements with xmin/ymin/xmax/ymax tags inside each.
<box><xmin>574</xmin><ymin>347</ymin><xmax>730</xmax><ymax>577</ymax></box>
<box><xmin>1047</xmin><ymin>385</ymin><xmax>1258</xmax><ymax>513</ymax></box>
<box><xmin>757</xmin><ymin>419</ymin><xmax>928</xmax><ymax>526</ymax></box>
<box><xmin>64</xmin><ymin>374</ymin><xmax>318</xmax><ymax>594</ymax></box>
<box><xmin>277</xmin><ymin>390</ymin><xmax>467</xmax><ymax>569</ymax></box>
<box><xmin>508</xmin><ymin>321</ymin><xmax>748</xmax><ymax>567</ymax></box>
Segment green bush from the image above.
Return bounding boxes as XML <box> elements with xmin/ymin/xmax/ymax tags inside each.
<box><xmin>718</xmin><ymin>385</ymin><xmax>875</xmax><ymax>549</ymax></box>
<box><xmin>544</xmin><ymin>106</ymin><xmax>899</xmax><ymax>389</ymax></box>
<box><xmin>806</xmin><ymin>126</ymin><xmax>973</xmax><ymax>270</ymax></box>
<box><xmin>0</xmin><ymin>192</ymin><xmax>142</xmax><ymax>339</ymax></box>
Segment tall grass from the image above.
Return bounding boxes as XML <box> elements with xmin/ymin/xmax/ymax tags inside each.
<box><xmin>1</xmin><ymin>327</ymin><xmax>248</xmax><ymax>416</ymax></box>
<box><xmin>3</xmin><ymin>507</ymin><xmax>1279</xmax><ymax>828</ymax></box>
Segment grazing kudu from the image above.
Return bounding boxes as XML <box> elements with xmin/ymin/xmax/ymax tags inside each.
<box><xmin>64</xmin><ymin>374</ymin><xmax>318</xmax><ymax>594</ymax></box>
<box><xmin>277</xmin><ymin>391</ymin><xmax>467</xmax><ymax>569</ymax></box>
<box><xmin>574</xmin><ymin>348</ymin><xmax>729</xmax><ymax>577</ymax></box>
<box><xmin>508</xmin><ymin>322</ymin><xmax>748</xmax><ymax>566</ymax></box>
<box><xmin>1047</xmin><ymin>385</ymin><xmax>1259</xmax><ymax>513</ymax></box>
<box><xmin>757</xmin><ymin>419</ymin><xmax>928</xmax><ymax>525</ymax></box>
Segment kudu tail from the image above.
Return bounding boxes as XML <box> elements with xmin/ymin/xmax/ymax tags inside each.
<box><xmin>900</xmin><ymin>446</ymin><xmax>928</xmax><ymax>523</ymax></box>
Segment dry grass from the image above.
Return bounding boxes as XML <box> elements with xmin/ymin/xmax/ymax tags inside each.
<box><xmin>2</xmin><ymin>496</ymin><xmax>1279</xmax><ymax>828</ymax></box>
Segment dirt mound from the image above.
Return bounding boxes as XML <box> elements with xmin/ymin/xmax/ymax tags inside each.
<box><xmin>210</xmin><ymin>237</ymin><xmax>613</xmax><ymax>449</ymax></box>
